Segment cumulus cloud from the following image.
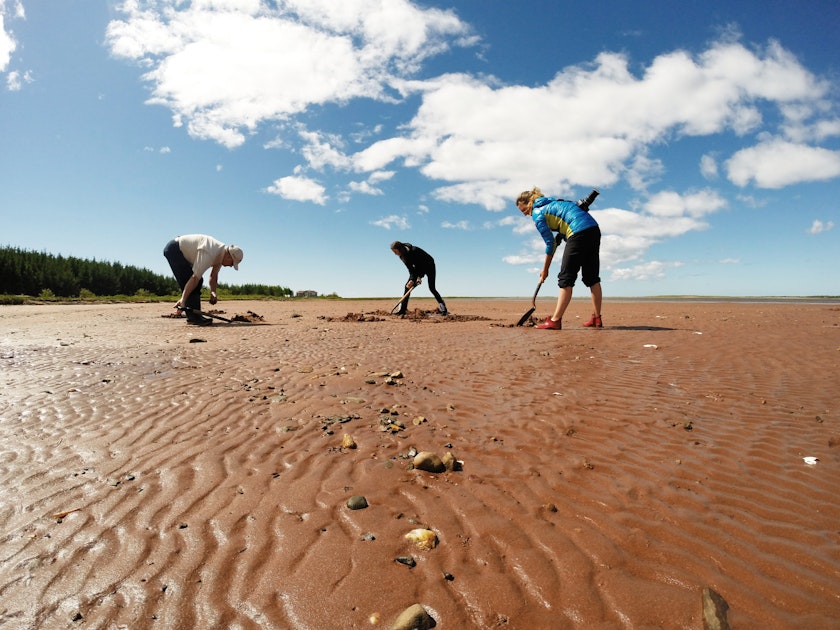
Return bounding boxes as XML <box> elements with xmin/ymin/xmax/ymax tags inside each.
<box><xmin>348</xmin><ymin>180</ymin><xmax>384</xmax><ymax>195</ymax></box>
<box><xmin>105</xmin><ymin>4</ymin><xmax>837</xmax><ymax>206</ymax></box>
<box><xmin>106</xmin><ymin>0</ymin><xmax>475</xmax><ymax>148</ymax></box>
<box><xmin>371</xmin><ymin>214</ymin><xmax>410</xmax><ymax>230</ymax></box>
<box><xmin>265</xmin><ymin>175</ymin><xmax>327</xmax><ymax>203</ymax></box>
<box><xmin>6</xmin><ymin>68</ymin><xmax>32</xmax><ymax>90</ymax></box>
<box><xmin>442</xmin><ymin>220</ymin><xmax>469</xmax><ymax>230</ymax></box>
<box><xmin>700</xmin><ymin>154</ymin><xmax>718</xmax><ymax>179</ymax></box>
<box><xmin>726</xmin><ymin>138</ymin><xmax>840</xmax><ymax>188</ymax></box>
<box><xmin>103</xmin><ymin>3</ymin><xmax>839</xmax><ymax>286</ymax></box>
<box><xmin>354</xmin><ymin>39</ymin><xmax>832</xmax><ymax>209</ymax></box>
<box><xmin>0</xmin><ymin>1</ymin><xmax>20</xmax><ymax>73</ymax></box>
<box><xmin>611</xmin><ymin>260</ymin><xmax>683</xmax><ymax>282</ymax></box>
<box><xmin>808</xmin><ymin>219</ymin><xmax>834</xmax><ymax>234</ymax></box>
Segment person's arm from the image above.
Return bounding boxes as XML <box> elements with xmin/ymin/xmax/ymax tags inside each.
<box><xmin>208</xmin><ymin>264</ymin><xmax>222</xmax><ymax>304</ymax></box>
<box><xmin>539</xmin><ymin>252</ymin><xmax>554</xmax><ymax>283</ymax></box>
<box><xmin>534</xmin><ymin>214</ymin><xmax>556</xmax><ymax>282</ymax></box>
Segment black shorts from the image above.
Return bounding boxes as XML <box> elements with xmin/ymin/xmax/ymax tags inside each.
<box><xmin>557</xmin><ymin>227</ymin><xmax>601</xmax><ymax>289</ymax></box>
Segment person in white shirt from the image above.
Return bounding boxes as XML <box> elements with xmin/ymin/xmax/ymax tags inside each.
<box><xmin>163</xmin><ymin>234</ymin><xmax>243</xmax><ymax>325</ymax></box>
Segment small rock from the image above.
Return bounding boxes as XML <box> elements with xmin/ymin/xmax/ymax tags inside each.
<box><xmin>391</xmin><ymin>603</ymin><xmax>435</xmax><ymax>630</ymax></box>
<box><xmin>342</xmin><ymin>434</ymin><xmax>357</xmax><ymax>449</ymax></box>
<box><xmin>441</xmin><ymin>452</ymin><xmax>458</xmax><ymax>471</ymax></box>
<box><xmin>702</xmin><ymin>587</ymin><xmax>730</xmax><ymax>630</ymax></box>
<box><xmin>346</xmin><ymin>496</ymin><xmax>368</xmax><ymax>510</ymax></box>
<box><xmin>395</xmin><ymin>556</ymin><xmax>416</xmax><ymax>568</ymax></box>
<box><xmin>404</xmin><ymin>528</ymin><xmax>438</xmax><ymax>550</ymax></box>
<box><xmin>413</xmin><ymin>452</ymin><xmax>445</xmax><ymax>473</ymax></box>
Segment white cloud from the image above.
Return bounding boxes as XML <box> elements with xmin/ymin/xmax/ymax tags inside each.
<box><xmin>265</xmin><ymin>175</ymin><xmax>327</xmax><ymax>203</ymax></box>
<box><xmin>611</xmin><ymin>260</ymin><xmax>683</xmax><ymax>281</ymax></box>
<box><xmin>726</xmin><ymin>138</ymin><xmax>840</xmax><ymax>188</ymax></box>
<box><xmin>354</xmin><ymin>39</ymin><xmax>831</xmax><ymax>210</ymax></box>
<box><xmin>808</xmin><ymin>219</ymin><xmax>835</xmax><ymax>235</ymax></box>
<box><xmin>348</xmin><ymin>180</ymin><xmax>383</xmax><ymax>195</ymax></box>
<box><xmin>442</xmin><ymin>220</ymin><xmax>470</xmax><ymax>230</ymax></box>
<box><xmin>106</xmin><ymin>0</ymin><xmax>475</xmax><ymax>148</ymax></box>
<box><xmin>6</xmin><ymin>68</ymin><xmax>32</xmax><ymax>90</ymax></box>
<box><xmin>0</xmin><ymin>3</ymin><xmax>19</xmax><ymax>73</ymax></box>
<box><xmin>371</xmin><ymin>214</ymin><xmax>410</xmax><ymax>230</ymax></box>
<box><xmin>700</xmin><ymin>154</ymin><xmax>718</xmax><ymax>179</ymax></box>
<box><xmin>644</xmin><ymin>189</ymin><xmax>727</xmax><ymax>218</ymax></box>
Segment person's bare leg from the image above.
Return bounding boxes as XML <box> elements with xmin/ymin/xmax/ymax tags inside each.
<box><xmin>590</xmin><ymin>282</ymin><xmax>602</xmax><ymax>316</ymax></box>
<box><xmin>550</xmin><ymin>286</ymin><xmax>573</xmax><ymax>322</ymax></box>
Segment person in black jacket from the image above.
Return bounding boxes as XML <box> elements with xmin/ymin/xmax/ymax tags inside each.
<box><xmin>390</xmin><ymin>241</ymin><xmax>448</xmax><ymax>316</ymax></box>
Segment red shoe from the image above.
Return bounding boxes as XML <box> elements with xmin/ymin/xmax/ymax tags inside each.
<box><xmin>536</xmin><ymin>317</ymin><xmax>562</xmax><ymax>330</ymax></box>
<box><xmin>583</xmin><ymin>314</ymin><xmax>603</xmax><ymax>328</ymax></box>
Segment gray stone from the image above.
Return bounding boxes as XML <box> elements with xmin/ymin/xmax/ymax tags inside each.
<box><xmin>346</xmin><ymin>496</ymin><xmax>368</xmax><ymax>510</ymax></box>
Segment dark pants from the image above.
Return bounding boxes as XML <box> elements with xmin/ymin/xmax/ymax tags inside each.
<box><xmin>557</xmin><ymin>227</ymin><xmax>601</xmax><ymax>289</ymax></box>
<box><xmin>399</xmin><ymin>264</ymin><xmax>445</xmax><ymax>313</ymax></box>
<box><xmin>164</xmin><ymin>239</ymin><xmax>203</xmax><ymax>317</ymax></box>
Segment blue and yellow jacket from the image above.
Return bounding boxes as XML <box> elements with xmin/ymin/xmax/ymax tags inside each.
<box><xmin>532</xmin><ymin>197</ymin><xmax>599</xmax><ymax>255</ymax></box>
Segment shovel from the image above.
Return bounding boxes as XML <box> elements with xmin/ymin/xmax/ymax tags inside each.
<box><xmin>390</xmin><ymin>279</ymin><xmax>421</xmax><ymax>315</ymax></box>
<box><xmin>516</xmin><ymin>280</ymin><xmax>544</xmax><ymax>326</ymax></box>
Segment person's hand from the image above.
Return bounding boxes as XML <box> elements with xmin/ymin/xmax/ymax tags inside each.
<box><xmin>539</xmin><ymin>269</ymin><xmax>548</xmax><ymax>284</ymax></box>
<box><xmin>209</xmin><ymin>292</ymin><xmax>218</xmax><ymax>305</ymax></box>
<box><xmin>174</xmin><ymin>300</ymin><xmax>183</xmax><ymax>311</ymax></box>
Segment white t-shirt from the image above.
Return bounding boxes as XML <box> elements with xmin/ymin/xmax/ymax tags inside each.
<box><xmin>176</xmin><ymin>234</ymin><xmax>226</xmax><ymax>278</ymax></box>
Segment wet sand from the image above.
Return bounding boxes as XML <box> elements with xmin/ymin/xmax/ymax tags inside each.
<box><xmin>0</xmin><ymin>299</ymin><xmax>838</xmax><ymax>629</ymax></box>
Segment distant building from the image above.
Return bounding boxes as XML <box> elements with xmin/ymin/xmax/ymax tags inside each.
<box><xmin>295</xmin><ymin>290</ymin><xmax>318</xmax><ymax>298</ymax></box>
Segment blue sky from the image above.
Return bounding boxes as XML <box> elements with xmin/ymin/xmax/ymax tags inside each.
<box><xmin>1</xmin><ymin>1</ymin><xmax>839</xmax><ymax>298</ymax></box>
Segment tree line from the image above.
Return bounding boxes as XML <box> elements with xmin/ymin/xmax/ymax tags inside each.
<box><xmin>0</xmin><ymin>246</ymin><xmax>293</xmax><ymax>299</ymax></box>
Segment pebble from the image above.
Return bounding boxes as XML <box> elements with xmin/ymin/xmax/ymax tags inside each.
<box><xmin>391</xmin><ymin>604</ymin><xmax>435</xmax><ymax>630</ymax></box>
<box><xmin>346</xmin><ymin>496</ymin><xmax>368</xmax><ymax>510</ymax></box>
<box><xmin>404</xmin><ymin>528</ymin><xmax>438</xmax><ymax>550</ymax></box>
<box><xmin>413</xmin><ymin>452</ymin><xmax>445</xmax><ymax>473</ymax></box>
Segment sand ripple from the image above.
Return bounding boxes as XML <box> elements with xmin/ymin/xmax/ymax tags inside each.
<box><xmin>1</xmin><ymin>300</ymin><xmax>838</xmax><ymax>628</ymax></box>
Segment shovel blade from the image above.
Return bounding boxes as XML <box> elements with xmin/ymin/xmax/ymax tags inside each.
<box><xmin>516</xmin><ymin>307</ymin><xmax>536</xmax><ymax>327</ymax></box>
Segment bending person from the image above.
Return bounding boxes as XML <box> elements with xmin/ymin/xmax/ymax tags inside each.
<box><xmin>515</xmin><ymin>188</ymin><xmax>602</xmax><ymax>330</ymax></box>
<box><xmin>390</xmin><ymin>241</ymin><xmax>448</xmax><ymax>316</ymax></box>
<box><xmin>163</xmin><ymin>234</ymin><xmax>243</xmax><ymax>326</ymax></box>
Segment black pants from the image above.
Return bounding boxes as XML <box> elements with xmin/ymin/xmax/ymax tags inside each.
<box><xmin>163</xmin><ymin>239</ymin><xmax>203</xmax><ymax>316</ymax></box>
<box><xmin>557</xmin><ymin>227</ymin><xmax>601</xmax><ymax>289</ymax></box>
<box><xmin>399</xmin><ymin>265</ymin><xmax>445</xmax><ymax>313</ymax></box>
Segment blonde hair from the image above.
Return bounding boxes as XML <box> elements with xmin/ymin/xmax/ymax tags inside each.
<box><xmin>515</xmin><ymin>187</ymin><xmax>543</xmax><ymax>208</ymax></box>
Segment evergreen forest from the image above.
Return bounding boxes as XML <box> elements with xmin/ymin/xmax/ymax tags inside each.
<box><xmin>0</xmin><ymin>246</ymin><xmax>293</xmax><ymax>301</ymax></box>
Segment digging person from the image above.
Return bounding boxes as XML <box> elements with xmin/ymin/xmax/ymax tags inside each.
<box><xmin>163</xmin><ymin>234</ymin><xmax>243</xmax><ymax>326</ymax></box>
<box><xmin>515</xmin><ymin>188</ymin><xmax>603</xmax><ymax>330</ymax></box>
<box><xmin>390</xmin><ymin>241</ymin><xmax>448</xmax><ymax>316</ymax></box>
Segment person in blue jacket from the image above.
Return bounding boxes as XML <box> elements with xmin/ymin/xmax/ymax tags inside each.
<box><xmin>515</xmin><ymin>187</ymin><xmax>603</xmax><ymax>329</ymax></box>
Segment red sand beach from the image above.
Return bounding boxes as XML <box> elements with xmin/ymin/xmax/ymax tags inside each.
<box><xmin>0</xmin><ymin>299</ymin><xmax>838</xmax><ymax>629</ymax></box>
